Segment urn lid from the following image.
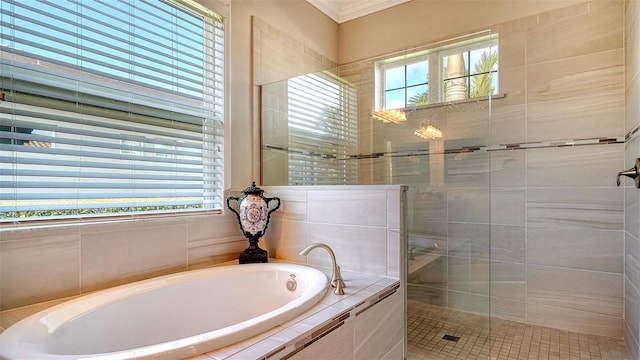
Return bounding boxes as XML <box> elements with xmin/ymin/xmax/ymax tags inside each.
<box><xmin>242</xmin><ymin>182</ymin><xmax>264</xmax><ymax>196</ymax></box>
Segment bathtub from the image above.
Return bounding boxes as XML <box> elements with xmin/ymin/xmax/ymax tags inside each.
<box><xmin>0</xmin><ymin>263</ymin><xmax>329</xmax><ymax>360</ymax></box>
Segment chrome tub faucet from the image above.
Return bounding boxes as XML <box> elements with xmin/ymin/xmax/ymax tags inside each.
<box><xmin>299</xmin><ymin>243</ymin><xmax>346</xmax><ymax>295</ymax></box>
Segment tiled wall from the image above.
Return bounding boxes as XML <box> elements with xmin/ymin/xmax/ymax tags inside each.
<box><xmin>261</xmin><ymin>185</ymin><xmax>406</xmax><ymax>280</ymax></box>
<box><xmin>0</xmin><ymin>185</ymin><xmax>405</xmax><ymax>316</ymax></box>
<box><xmin>337</xmin><ymin>1</ymin><xmax>626</xmax><ymax>339</ymax></box>
<box><xmin>0</xmin><ymin>213</ymin><xmax>247</xmax><ymax>311</ymax></box>
<box><xmin>624</xmin><ymin>0</ymin><xmax>640</xmax><ymax>358</ymax></box>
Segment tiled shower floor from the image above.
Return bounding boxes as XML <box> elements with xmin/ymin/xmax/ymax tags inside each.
<box><xmin>407</xmin><ymin>300</ymin><xmax>631</xmax><ymax>360</ymax></box>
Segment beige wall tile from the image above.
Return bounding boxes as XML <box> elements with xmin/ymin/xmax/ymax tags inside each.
<box><xmin>0</xmin><ymin>233</ymin><xmax>80</xmax><ymax>310</ymax></box>
<box><xmin>625</xmin><ymin>72</ymin><xmax>640</xmax><ymax>133</ymax></box>
<box><xmin>307</xmin><ymin>223</ymin><xmax>388</xmax><ymax>276</ymax></box>
<box><xmin>490</xmin><ymin>103</ymin><xmax>526</xmax><ymax>145</ymax></box>
<box><xmin>526</xmin><ymin>93</ymin><xmax>624</xmax><ymax>142</ymax></box>
<box><xmin>308</xmin><ymin>190</ymin><xmax>387</xmax><ymax>227</ymax></box>
<box><xmin>527</xmin><ymin>302</ymin><xmax>623</xmax><ymax>338</ymax></box>
<box><xmin>491</xmin><ymin>188</ymin><xmax>526</xmax><ymax>226</ymax></box>
<box><xmin>490</xmin><ymin>150</ymin><xmax>525</xmax><ymax>187</ymax></box>
<box><xmin>625</xmin><ymin>276</ymin><xmax>640</xmax><ymax>357</ymax></box>
<box><xmin>527</xmin><ymin>265</ymin><xmax>623</xmax><ymax>317</ymax></box>
<box><xmin>526</xmin><ymin>187</ymin><xmax>624</xmax><ymax>230</ymax></box>
<box><xmin>526</xmin><ymin>3</ymin><xmax>623</xmax><ymax>65</ymax></box>
<box><xmin>80</xmin><ymin>223</ymin><xmax>188</xmax><ymax>292</ymax></box>
<box><xmin>263</xmin><ymin>219</ymin><xmax>307</xmax><ymax>262</ymax></box>
<box><xmin>528</xmin><ymin>227</ymin><xmax>624</xmax><ymax>273</ymax></box>
<box><xmin>490</xmin><ymin>297</ymin><xmax>526</xmax><ymax>323</ymax></box>
<box><xmin>447</xmin><ymin>188</ymin><xmax>491</xmax><ymax>224</ymax></box>
<box><xmin>354</xmin><ymin>291</ymin><xmax>404</xmax><ymax>359</ymax></box>
<box><xmin>490</xmin><ymin>261</ymin><xmax>526</xmax><ymax>300</ymax></box>
<box><xmin>526</xmin><ymin>144</ymin><xmax>625</xmax><ymax>187</ymax></box>
<box><xmin>490</xmin><ymin>225</ymin><xmax>525</xmax><ymax>263</ymax></box>
<box><xmin>527</xmin><ymin>49</ymin><xmax>623</xmax><ymax>104</ymax></box>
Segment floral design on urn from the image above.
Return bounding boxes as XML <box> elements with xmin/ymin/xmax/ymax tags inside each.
<box><xmin>226</xmin><ymin>182</ymin><xmax>280</xmax><ymax>263</ymax></box>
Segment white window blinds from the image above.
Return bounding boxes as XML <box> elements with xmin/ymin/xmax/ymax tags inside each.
<box><xmin>286</xmin><ymin>72</ymin><xmax>358</xmax><ymax>185</ymax></box>
<box><xmin>0</xmin><ymin>0</ymin><xmax>225</xmax><ymax>221</ymax></box>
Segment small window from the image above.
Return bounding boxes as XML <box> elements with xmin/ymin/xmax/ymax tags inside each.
<box><xmin>377</xmin><ymin>34</ymin><xmax>498</xmax><ymax>110</ymax></box>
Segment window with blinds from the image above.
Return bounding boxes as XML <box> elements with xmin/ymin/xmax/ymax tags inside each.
<box><xmin>286</xmin><ymin>72</ymin><xmax>358</xmax><ymax>185</ymax></box>
<box><xmin>0</xmin><ymin>0</ymin><xmax>225</xmax><ymax>222</ymax></box>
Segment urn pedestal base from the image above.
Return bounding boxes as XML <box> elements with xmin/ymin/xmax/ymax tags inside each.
<box><xmin>239</xmin><ymin>245</ymin><xmax>268</xmax><ymax>264</ymax></box>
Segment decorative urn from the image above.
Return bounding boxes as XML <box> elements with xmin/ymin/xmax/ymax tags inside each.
<box><xmin>226</xmin><ymin>182</ymin><xmax>280</xmax><ymax>263</ymax></box>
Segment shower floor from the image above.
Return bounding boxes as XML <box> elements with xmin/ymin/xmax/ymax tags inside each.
<box><xmin>407</xmin><ymin>300</ymin><xmax>631</xmax><ymax>360</ymax></box>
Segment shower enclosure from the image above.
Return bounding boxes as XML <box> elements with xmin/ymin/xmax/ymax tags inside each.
<box><xmin>259</xmin><ymin>1</ymin><xmax>632</xmax><ymax>357</ymax></box>
<box><xmin>261</xmin><ymin>31</ymin><xmax>497</xmax><ymax>359</ymax></box>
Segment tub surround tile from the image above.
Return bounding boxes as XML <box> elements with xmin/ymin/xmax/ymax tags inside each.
<box><xmin>210</xmin><ymin>275</ymin><xmax>402</xmax><ymax>360</ymax></box>
<box><xmin>80</xmin><ymin>224</ymin><xmax>188</xmax><ymax>292</ymax></box>
<box><xmin>307</xmin><ymin>190</ymin><xmax>387</xmax><ymax>227</ymax></box>
<box><xmin>387</xmin><ymin>229</ymin><xmax>401</xmax><ymax>279</ymax></box>
<box><xmin>354</xmin><ymin>290</ymin><xmax>404</xmax><ymax>359</ymax></box>
<box><xmin>187</xmin><ymin>239</ymin><xmax>249</xmax><ymax>269</ymax></box>
<box><xmin>307</xmin><ymin>223</ymin><xmax>387</xmax><ymax>276</ymax></box>
<box><xmin>263</xmin><ymin>219</ymin><xmax>307</xmax><ymax>261</ymax></box>
<box><xmin>186</xmin><ymin>215</ymin><xmax>243</xmax><ymax>244</ymax></box>
<box><xmin>264</xmin><ymin>185</ymin><xmax>406</xmax><ymax>278</ymax></box>
<box><xmin>386</xmin><ymin>189</ymin><xmax>401</xmax><ymax>230</ymax></box>
<box><xmin>286</xmin><ymin>320</ymin><xmax>355</xmax><ymax>360</ymax></box>
<box><xmin>0</xmin><ymin>234</ymin><xmax>80</xmax><ymax>310</ymax></box>
<box><xmin>78</xmin><ymin>216</ymin><xmax>189</xmax><ymax>236</ymax></box>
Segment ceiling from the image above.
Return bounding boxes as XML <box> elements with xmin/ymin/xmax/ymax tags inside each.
<box><xmin>305</xmin><ymin>0</ymin><xmax>410</xmax><ymax>24</ymax></box>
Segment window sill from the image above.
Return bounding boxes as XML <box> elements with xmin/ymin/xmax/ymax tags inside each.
<box><xmin>399</xmin><ymin>93</ymin><xmax>506</xmax><ymax>112</ymax></box>
<box><xmin>0</xmin><ymin>210</ymin><xmax>224</xmax><ymax>231</ymax></box>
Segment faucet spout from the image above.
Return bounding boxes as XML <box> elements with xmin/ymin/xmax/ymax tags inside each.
<box><xmin>299</xmin><ymin>243</ymin><xmax>346</xmax><ymax>295</ymax></box>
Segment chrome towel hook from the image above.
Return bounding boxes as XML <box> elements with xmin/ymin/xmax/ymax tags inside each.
<box><xmin>617</xmin><ymin>158</ymin><xmax>640</xmax><ymax>188</ymax></box>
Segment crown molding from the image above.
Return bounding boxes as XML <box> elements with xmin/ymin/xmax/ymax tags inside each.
<box><xmin>306</xmin><ymin>0</ymin><xmax>410</xmax><ymax>23</ymax></box>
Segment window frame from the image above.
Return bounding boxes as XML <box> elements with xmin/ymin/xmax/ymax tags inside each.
<box><xmin>376</xmin><ymin>34</ymin><xmax>499</xmax><ymax>111</ymax></box>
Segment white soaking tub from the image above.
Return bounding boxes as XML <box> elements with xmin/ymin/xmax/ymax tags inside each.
<box><xmin>0</xmin><ymin>263</ymin><xmax>329</xmax><ymax>360</ymax></box>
